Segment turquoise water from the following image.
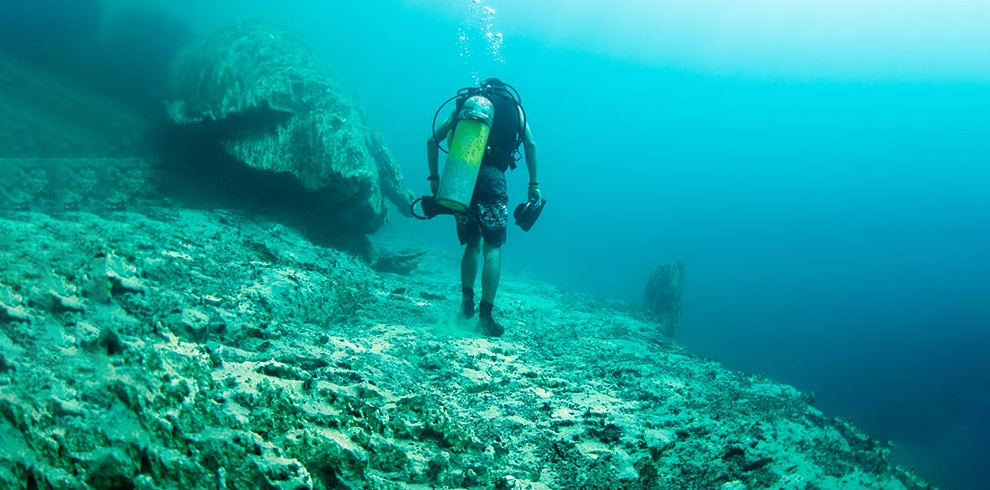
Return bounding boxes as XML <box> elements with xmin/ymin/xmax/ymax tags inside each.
<box><xmin>7</xmin><ymin>1</ymin><xmax>990</xmax><ymax>488</ymax></box>
<box><xmin>344</xmin><ymin>6</ymin><xmax>990</xmax><ymax>488</ymax></box>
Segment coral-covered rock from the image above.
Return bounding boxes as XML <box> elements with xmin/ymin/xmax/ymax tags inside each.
<box><xmin>166</xmin><ymin>19</ymin><xmax>411</xmax><ymax>235</ymax></box>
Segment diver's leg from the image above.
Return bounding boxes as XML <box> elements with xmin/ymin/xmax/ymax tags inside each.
<box><xmin>478</xmin><ymin>241</ymin><xmax>504</xmax><ymax>337</ymax></box>
<box><xmin>480</xmin><ymin>242</ymin><xmax>501</xmax><ymax>304</ymax></box>
<box><xmin>461</xmin><ymin>238</ymin><xmax>481</xmax><ymax>317</ymax></box>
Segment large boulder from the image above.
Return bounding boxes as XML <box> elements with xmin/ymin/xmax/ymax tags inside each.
<box><xmin>165</xmin><ymin>19</ymin><xmax>411</xmax><ymax>236</ymax></box>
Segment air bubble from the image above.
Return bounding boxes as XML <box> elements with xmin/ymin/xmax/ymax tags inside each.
<box><xmin>457</xmin><ymin>0</ymin><xmax>507</xmax><ymax>71</ymax></box>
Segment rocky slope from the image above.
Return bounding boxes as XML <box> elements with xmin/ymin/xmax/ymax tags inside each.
<box><xmin>0</xmin><ymin>208</ymin><xmax>935</xmax><ymax>490</ymax></box>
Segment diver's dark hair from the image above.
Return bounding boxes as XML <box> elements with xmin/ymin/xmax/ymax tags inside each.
<box><xmin>482</xmin><ymin>77</ymin><xmax>506</xmax><ymax>88</ymax></box>
<box><xmin>479</xmin><ymin>77</ymin><xmax>516</xmax><ymax>101</ymax></box>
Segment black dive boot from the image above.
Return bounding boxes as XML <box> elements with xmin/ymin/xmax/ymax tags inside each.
<box><xmin>461</xmin><ymin>287</ymin><xmax>475</xmax><ymax>319</ymax></box>
<box><xmin>478</xmin><ymin>301</ymin><xmax>504</xmax><ymax>337</ymax></box>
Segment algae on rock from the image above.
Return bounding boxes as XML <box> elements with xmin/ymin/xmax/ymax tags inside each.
<box><xmin>166</xmin><ymin>19</ymin><xmax>413</xmax><ymax>236</ymax></box>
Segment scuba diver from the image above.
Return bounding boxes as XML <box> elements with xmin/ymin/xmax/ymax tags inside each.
<box><xmin>426</xmin><ymin>77</ymin><xmax>542</xmax><ymax>337</ymax></box>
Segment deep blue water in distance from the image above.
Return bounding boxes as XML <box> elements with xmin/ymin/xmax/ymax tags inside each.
<box><xmin>26</xmin><ymin>1</ymin><xmax>990</xmax><ymax>488</ymax></box>
<box><xmin>327</xmin><ymin>5</ymin><xmax>990</xmax><ymax>488</ymax></box>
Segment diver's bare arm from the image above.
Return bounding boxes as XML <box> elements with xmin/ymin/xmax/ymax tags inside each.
<box><xmin>522</xmin><ymin>122</ymin><xmax>539</xmax><ymax>185</ymax></box>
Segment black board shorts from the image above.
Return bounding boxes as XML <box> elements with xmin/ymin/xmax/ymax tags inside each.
<box><xmin>455</xmin><ymin>165</ymin><xmax>508</xmax><ymax>247</ymax></box>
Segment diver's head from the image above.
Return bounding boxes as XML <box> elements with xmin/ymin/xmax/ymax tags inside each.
<box><xmin>481</xmin><ymin>77</ymin><xmax>507</xmax><ymax>89</ymax></box>
<box><xmin>479</xmin><ymin>77</ymin><xmax>516</xmax><ymax>100</ymax></box>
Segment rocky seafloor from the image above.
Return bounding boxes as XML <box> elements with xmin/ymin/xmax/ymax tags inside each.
<box><xmin>0</xmin><ymin>208</ymin><xmax>935</xmax><ymax>490</ymax></box>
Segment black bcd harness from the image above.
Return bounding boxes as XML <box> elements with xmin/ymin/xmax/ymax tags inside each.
<box><xmin>431</xmin><ymin>80</ymin><xmax>528</xmax><ymax>170</ymax></box>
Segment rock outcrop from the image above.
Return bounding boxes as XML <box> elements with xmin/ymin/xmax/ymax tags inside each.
<box><xmin>0</xmin><ymin>209</ymin><xmax>935</xmax><ymax>490</ymax></box>
<box><xmin>644</xmin><ymin>260</ymin><xmax>685</xmax><ymax>338</ymax></box>
<box><xmin>166</xmin><ymin>19</ymin><xmax>413</xmax><ymax>236</ymax></box>
<box><xmin>2</xmin><ymin>15</ymin><xmax>414</xmax><ymax>249</ymax></box>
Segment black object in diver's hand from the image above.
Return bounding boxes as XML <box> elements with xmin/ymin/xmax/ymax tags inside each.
<box><xmin>514</xmin><ymin>198</ymin><xmax>547</xmax><ymax>231</ymax></box>
<box><xmin>411</xmin><ymin>195</ymin><xmax>455</xmax><ymax>220</ymax></box>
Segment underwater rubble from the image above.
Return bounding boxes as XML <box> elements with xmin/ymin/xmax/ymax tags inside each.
<box><xmin>0</xmin><ymin>209</ymin><xmax>935</xmax><ymax>490</ymax></box>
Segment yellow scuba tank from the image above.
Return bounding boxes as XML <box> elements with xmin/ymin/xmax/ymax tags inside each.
<box><xmin>436</xmin><ymin>95</ymin><xmax>495</xmax><ymax>211</ymax></box>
